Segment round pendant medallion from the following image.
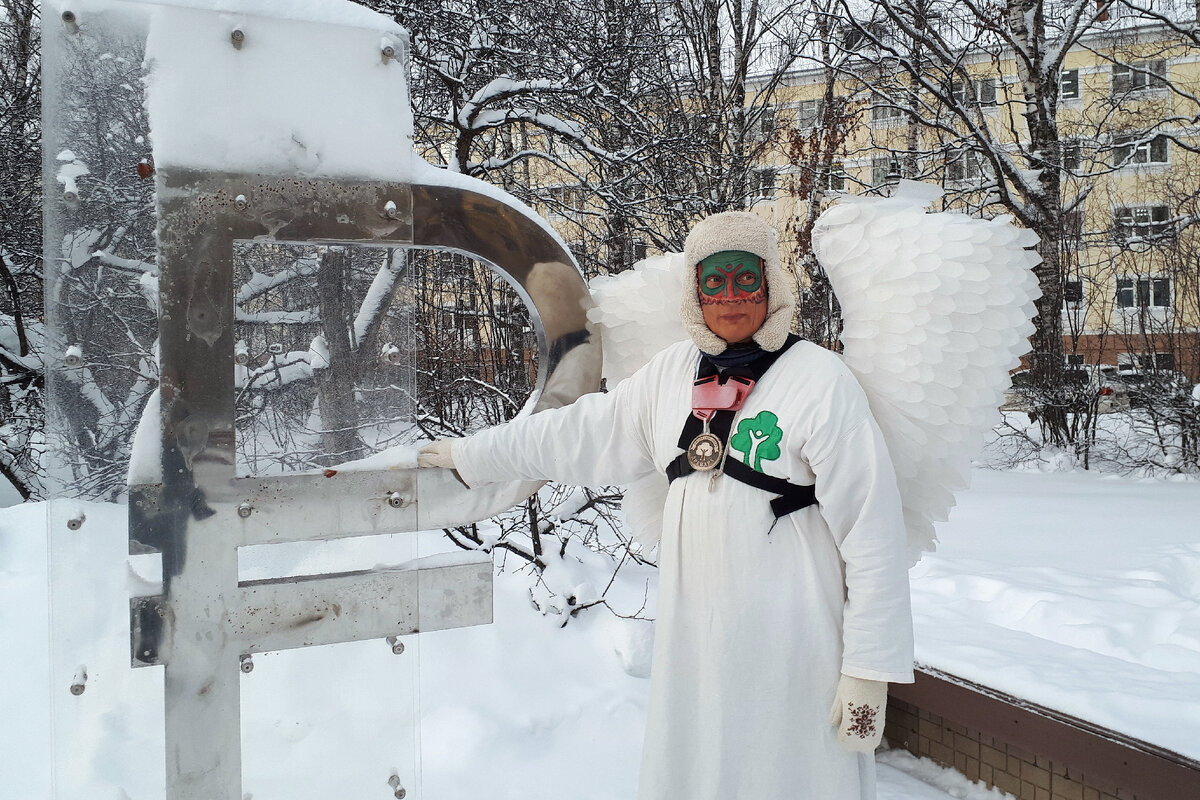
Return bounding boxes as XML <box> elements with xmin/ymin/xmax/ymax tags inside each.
<box><xmin>687</xmin><ymin>432</ymin><xmax>723</xmax><ymax>471</ymax></box>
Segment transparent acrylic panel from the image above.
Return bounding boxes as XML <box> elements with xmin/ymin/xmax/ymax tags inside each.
<box><xmin>233</xmin><ymin>243</ymin><xmax>419</xmax><ymax>477</ymax></box>
<box><xmin>232</xmin><ymin>243</ymin><xmax>537</xmax><ymax>478</ymax></box>
<box><xmin>402</xmin><ymin>248</ymin><xmax>538</xmax><ymax>433</ymax></box>
<box><xmin>43</xmin><ymin>4</ymin><xmax>167</xmax><ymax>795</ymax></box>
<box><xmin>239</xmin><ymin>635</ymin><xmax>422</xmax><ymax>800</ymax></box>
<box><xmin>43</xmin><ymin>4</ymin><xmax>429</xmax><ymax>799</ymax></box>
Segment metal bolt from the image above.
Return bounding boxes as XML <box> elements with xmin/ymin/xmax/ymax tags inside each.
<box><xmin>237</xmin><ymin>503</ymin><xmax>253</xmax><ymax>519</ymax></box>
<box><xmin>230</xmin><ymin>28</ymin><xmax>245</xmax><ymax>49</ymax></box>
<box><xmin>70</xmin><ymin>665</ymin><xmax>87</xmax><ymax>695</ymax></box>
<box><xmin>67</xmin><ymin>513</ymin><xmax>86</xmax><ymax>531</ymax></box>
<box><xmin>387</xmin><ymin>492</ymin><xmax>406</xmax><ymax>509</ymax></box>
<box><xmin>388</xmin><ymin>773</ymin><xmax>406</xmax><ymax>799</ymax></box>
<box><xmin>380</xmin><ymin>344</ymin><xmax>403</xmax><ymax>365</ymax></box>
<box><xmin>61</xmin><ymin>10</ymin><xmax>79</xmax><ymax>33</ymax></box>
<box><xmin>63</xmin><ymin>189</ymin><xmax>79</xmax><ymax>207</ymax></box>
<box><xmin>239</xmin><ymin>654</ymin><xmax>254</xmax><ymax>673</ymax></box>
<box><xmin>382</xmin><ymin>44</ymin><xmax>396</xmax><ymax>61</ymax></box>
<box><xmin>63</xmin><ymin>347</ymin><xmax>83</xmax><ymax>368</ymax></box>
<box><xmin>384</xmin><ymin>200</ymin><xmax>399</xmax><ymax>219</ymax></box>
<box><xmin>234</xmin><ymin>341</ymin><xmax>249</xmax><ymax>365</ymax></box>
<box><xmin>234</xmin><ymin>194</ymin><xmax>249</xmax><ymax>211</ymax></box>
<box><xmin>386</xmin><ymin>636</ymin><xmax>405</xmax><ymax>656</ymax></box>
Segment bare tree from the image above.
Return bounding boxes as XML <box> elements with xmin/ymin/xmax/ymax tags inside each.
<box><xmin>781</xmin><ymin>2</ymin><xmax>868</xmax><ymax>346</ymax></box>
<box><xmin>823</xmin><ymin>0</ymin><xmax>1197</xmax><ymax>450</ymax></box>
<box><xmin>0</xmin><ymin>0</ymin><xmax>42</xmax><ymax>499</ymax></box>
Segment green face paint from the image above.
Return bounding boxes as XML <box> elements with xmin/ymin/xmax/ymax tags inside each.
<box><xmin>698</xmin><ymin>250</ymin><xmax>765</xmax><ymax>305</ymax></box>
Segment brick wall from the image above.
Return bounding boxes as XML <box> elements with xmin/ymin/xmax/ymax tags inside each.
<box><xmin>884</xmin><ymin>698</ymin><xmax>1140</xmax><ymax>800</ymax></box>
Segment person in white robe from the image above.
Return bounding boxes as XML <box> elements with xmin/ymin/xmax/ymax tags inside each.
<box><xmin>420</xmin><ymin>211</ymin><xmax>914</xmax><ymax>800</ymax></box>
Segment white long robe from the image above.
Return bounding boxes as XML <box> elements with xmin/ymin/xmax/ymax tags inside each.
<box><xmin>454</xmin><ymin>338</ymin><xmax>915</xmax><ymax>800</ymax></box>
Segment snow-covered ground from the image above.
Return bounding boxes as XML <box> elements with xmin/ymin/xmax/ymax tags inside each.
<box><xmin>3</xmin><ymin>467</ymin><xmax>1198</xmax><ymax>799</ymax></box>
<box><xmin>911</xmin><ymin>468</ymin><xmax>1200</xmax><ymax>760</ymax></box>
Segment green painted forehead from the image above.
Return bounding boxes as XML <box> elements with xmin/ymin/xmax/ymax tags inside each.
<box><xmin>699</xmin><ymin>251</ymin><xmax>762</xmax><ymax>272</ymax></box>
<box><xmin>698</xmin><ymin>250</ymin><xmax>765</xmax><ymax>298</ymax></box>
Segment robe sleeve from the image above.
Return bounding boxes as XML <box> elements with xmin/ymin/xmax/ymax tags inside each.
<box><xmin>804</xmin><ymin>370</ymin><xmax>915</xmax><ymax>684</ymax></box>
<box><xmin>451</xmin><ymin>355</ymin><xmax>662</xmax><ymax>490</ymax></box>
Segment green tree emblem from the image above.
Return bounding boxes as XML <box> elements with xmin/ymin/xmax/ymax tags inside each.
<box><xmin>730</xmin><ymin>410</ymin><xmax>784</xmax><ymax>472</ymax></box>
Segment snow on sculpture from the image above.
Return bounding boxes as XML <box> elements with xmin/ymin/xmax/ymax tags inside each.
<box><xmin>142</xmin><ymin>0</ymin><xmax>413</xmax><ymax>179</ymax></box>
<box><xmin>586</xmin><ymin>181</ymin><xmax>1041</xmax><ymax>562</ymax></box>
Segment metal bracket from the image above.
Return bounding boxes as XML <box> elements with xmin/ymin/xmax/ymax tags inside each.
<box><xmin>131</xmin><ymin>556</ymin><xmax>492</xmax><ymax>666</ymax></box>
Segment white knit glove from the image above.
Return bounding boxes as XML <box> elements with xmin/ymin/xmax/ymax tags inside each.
<box><xmin>417</xmin><ymin>439</ymin><xmax>457</xmax><ymax>469</ymax></box>
<box><xmin>828</xmin><ymin>674</ymin><xmax>888</xmax><ymax>753</ymax></box>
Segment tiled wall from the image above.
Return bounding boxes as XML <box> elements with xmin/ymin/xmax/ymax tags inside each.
<box><xmin>884</xmin><ymin>698</ymin><xmax>1140</xmax><ymax>800</ymax></box>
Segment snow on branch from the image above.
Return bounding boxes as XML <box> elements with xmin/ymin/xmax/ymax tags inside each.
<box><xmin>235</xmin><ymin>308</ymin><xmax>319</xmax><ymax>325</ymax></box>
<box><xmin>92</xmin><ymin>250</ymin><xmax>154</xmax><ymax>274</ymax></box>
<box><xmin>352</xmin><ymin>249</ymin><xmax>406</xmax><ymax>345</ymax></box>
<box><xmin>235</xmin><ymin>256</ymin><xmax>321</xmax><ymax>304</ymax></box>
<box><xmin>459</xmin><ymin>76</ymin><xmax>577</xmax><ymax>123</ymax></box>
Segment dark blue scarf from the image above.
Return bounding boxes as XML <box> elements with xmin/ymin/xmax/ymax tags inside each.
<box><xmin>701</xmin><ymin>342</ymin><xmax>768</xmax><ymax>370</ymax></box>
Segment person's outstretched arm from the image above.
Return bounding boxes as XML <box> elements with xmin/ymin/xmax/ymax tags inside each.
<box><xmin>439</xmin><ymin>349</ymin><xmax>670</xmax><ymax>490</ymax></box>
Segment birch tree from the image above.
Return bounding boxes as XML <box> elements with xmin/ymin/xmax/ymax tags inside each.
<box><xmin>825</xmin><ymin>0</ymin><xmax>1198</xmax><ymax>448</ymax></box>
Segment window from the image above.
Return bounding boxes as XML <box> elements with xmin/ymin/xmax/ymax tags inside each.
<box><xmin>1149</xmin><ymin>352</ymin><xmax>1175</xmax><ymax>371</ymax></box>
<box><xmin>1112</xmin><ymin>60</ymin><xmax>1167</xmax><ymax>93</ymax></box>
<box><xmin>1112</xmin><ymin>134</ymin><xmax>1168</xmax><ymax>167</ymax></box>
<box><xmin>1062</xmin><ymin>141</ymin><xmax>1082</xmax><ymax>172</ymax></box>
<box><xmin>545</xmin><ymin>184</ymin><xmax>585</xmax><ymax>213</ymax></box>
<box><xmin>1065</xmin><ymin>353</ymin><xmax>1086</xmax><ymax>367</ymax></box>
<box><xmin>797</xmin><ymin>99</ymin><xmax>823</xmax><ymax>129</ymax></box>
<box><xmin>946</xmin><ymin>150</ymin><xmax>984</xmax><ymax>182</ymax></box>
<box><xmin>1062</xmin><ymin>279</ymin><xmax>1084</xmax><ymax>309</ymax></box>
<box><xmin>871</xmin><ymin>156</ymin><xmax>900</xmax><ymax>185</ymax></box>
<box><xmin>871</xmin><ymin>103</ymin><xmax>904</xmax><ymax>125</ymax></box>
<box><xmin>1116</xmin><ymin>276</ymin><xmax>1171</xmax><ymax>309</ymax></box>
<box><xmin>949</xmin><ymin>77</ymin><xmax>967</xmax><ymax>105</ymax></box>
<box><xmin>1120</xmin><ymin>352</ymin><xmax>1175</xmax><ymax>371</ymax></box>
<box><xmin>822</xmin><ymin>161</ymin><xmax>847</xmax><ymax>191</ymax></box>
<box><xmin>949</xmin><ymin>77</ymin><xmax>998</xmax><ymax>107</ymax></box>
<box><xmin>1114</xmin><ymin>205</ymin><xmax>1172</xmax><ymax>240</ymax></box>
<box><xmin>748</xmin><ymin>107</ymin><xmax>775</xmax><ymax>142</ymax></box>
<box><xmin>1060</xmin><ymin>69</ymin><xmax>1080</xmax><ymax>100</ymax></box>
<box><xmin>1062</xmin><ymin>208</ymin><xmax>1085</xmax><ymax>247</ymax></box>
<box><xmin>978</xmin><ymin>78</ymin><xmax>998</xmax><ymax>106</ymax></box>
<box><xmin>625</xmin><ymin>239</ymin><xmax>648</xmax><ymax>264</ymax></box>
<box><xmin>750</xmin><ymin>168</ymin><xmax>776</xmax><ymax>200</ymax></box>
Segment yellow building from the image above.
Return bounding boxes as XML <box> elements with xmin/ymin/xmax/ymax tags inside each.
<box><xmin>514</xmin><ymin>19</ymin><xmax>1200</xmax><ymax>381</ymax></box>
<box><xmin>737</xmin><ymin>21</ymin><xmax>1200</xmax><ymax>381</ymax></box>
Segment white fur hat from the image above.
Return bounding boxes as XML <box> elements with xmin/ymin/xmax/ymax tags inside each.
<box><xmin>681</xmin><ymin>211</ymin><xmax>796</xmax><ymax>354</ymax></box>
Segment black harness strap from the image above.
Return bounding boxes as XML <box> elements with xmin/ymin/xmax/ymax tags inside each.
<box><xmin>666</xmin><ymin>334</ymin><xmax>818</xmax><ymax>519</ymax></box>
<box><xmin>723</xmin><ymin>459</ymin><xmax>818</xmax><ymax>518</ymax></box>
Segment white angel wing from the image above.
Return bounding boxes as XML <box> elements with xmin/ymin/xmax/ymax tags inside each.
<box><xmin>585</xmin><ymin>254</ymin><xmax>689</xmax><ymax>551</ymax></box>
<box><xmin>586</xmin><ymin>253</ymin><xmax>689</xmax><ymax>385</ymax></box>
<box><xmin>813</xmin><ymin>181</ymin><xmax>1041</xmax><ymax>565</ymax></box>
